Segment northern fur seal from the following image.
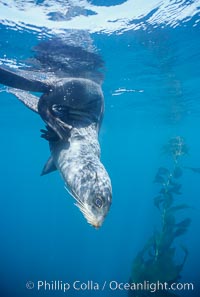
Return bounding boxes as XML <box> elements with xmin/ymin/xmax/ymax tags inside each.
<box><xmin>0</xmin><ymin>36</ymin><xmax>112</xmax><ymax>228</ymax></box>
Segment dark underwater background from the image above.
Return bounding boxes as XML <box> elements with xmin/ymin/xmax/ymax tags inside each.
<box><xmin>0</xmin><ymin>1</ymin><xmax>200</xmax><ymax>297</ymax></box>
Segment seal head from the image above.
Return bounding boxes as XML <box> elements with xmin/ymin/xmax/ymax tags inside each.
<box><xmin>70</xmin><ymin>162</ymin><xmax>112</xmax><ymax>228</ymax></box>
<box><xmin>50</xmin><ymin>123</ymin><xmax>112</xmax><ymax>228</ymax></box>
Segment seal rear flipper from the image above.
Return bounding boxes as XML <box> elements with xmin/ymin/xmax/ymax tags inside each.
<box><xmin>41</xmin><ymin>156</ymin><xmax>57</xmax><ymax>176</ymax></box>
<box><xmin>52</xmin><ymin>118</ymin><xmax>72</xmax><ymax>140</ymax></box>
<box><xmin>40</xmin><ymin>111</ymin><xmax>72</xmax><ymax>140</ymax></box>
<box><xmin>8</xmin><ymin>88</ymin><xmax>39</xmax><ymax>113</ymax></box>
<box><xmin>0</xmin><ymin>66</ymin><xmax>50</xmax><ymax>92</ymax></box>
<box><xmin>40</xmin><ymin>125</ymin><xmax>60</xmax><ymax>142</ymax></box>
<box><xmin>38</xmin><ymin>98</ymin><xmax>72</xmax><ymax>140</ymax></box>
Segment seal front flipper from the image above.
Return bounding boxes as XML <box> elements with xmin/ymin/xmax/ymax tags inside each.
<box><xmin>8</xmin><ymin>88</ymin><xmax>39</xmax><ymax>113</ymax></box>
<box><xmin>0</xmin><ymin>66</ymin><xmax>50</xmax><ymax>92</ymax></box>
<box><xmin>41</xmin><ymin>156</ymin><xmax>57</xmax><ymax>176</ymax></box>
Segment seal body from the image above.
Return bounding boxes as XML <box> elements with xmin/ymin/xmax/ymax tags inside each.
<box><xmin>38</xmin><ymin>78</ymin><xmax>112</xmax><ymax>228</ymax></box>
<box><xmin>0</xmin><ymin>36</ymin><xmax>112</xmax><ymax>228</ymax></box>
<box><xmin>38</xmin><ymin>78</ymin><xmax>104</xmax><ymax>137</ymax></box>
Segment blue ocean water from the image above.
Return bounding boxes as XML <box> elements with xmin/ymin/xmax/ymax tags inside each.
<box><xmin>0</xmin><ymin>1</ymin><xmax>200</xmax><ymax>297</ymax></box>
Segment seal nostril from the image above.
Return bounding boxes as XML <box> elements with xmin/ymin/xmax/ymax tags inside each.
<box><xmin>93</xmin><ymin>223</ymin><xmax>101</xmax><ymax>229</ymax></box>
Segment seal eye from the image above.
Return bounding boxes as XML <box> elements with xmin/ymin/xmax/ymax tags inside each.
<box><xmin>94</xmin><ymin>197</ymin><xmax>103</xmax><ymax>208</ymax></box>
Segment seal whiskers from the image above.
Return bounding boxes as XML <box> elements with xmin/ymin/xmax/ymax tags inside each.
<box><xmin>65</xmin><ymin>185</ymin><xmax>101</xmax><ymax>227</ymax></box>
<box><xmin>75</xmin><ymin>203</ymin><xmax>96</xmax><ymax>227</ymax></box>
